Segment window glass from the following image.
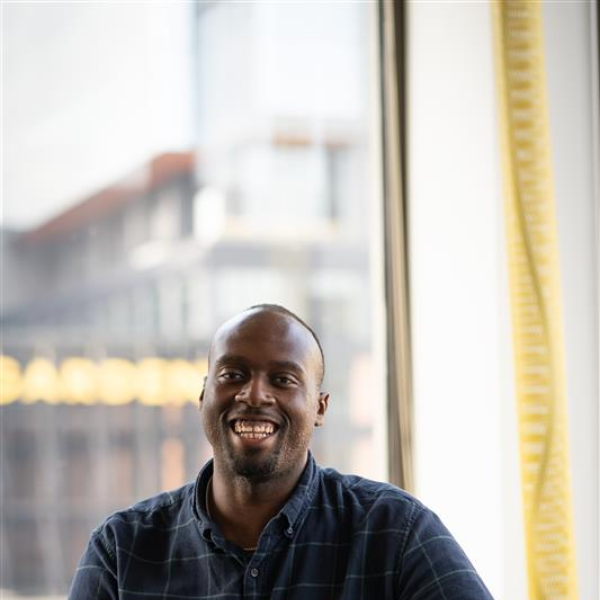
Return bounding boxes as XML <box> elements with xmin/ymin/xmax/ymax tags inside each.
<box><xmin>1</xmin><ymin>2</ymin><xmax>384</xmax><ymax>596</ymax></box>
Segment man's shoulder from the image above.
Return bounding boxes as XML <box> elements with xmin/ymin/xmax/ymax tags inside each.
<box><xmin>317</xmin><ymin>466</ymin><xmax>424</xmax><ymax>522</ymax></box>
<box><xmin>319</xmin><ymin>465</ymin><xmax>421</xmax><ymax>502</ymax></box>
<box><xmin>92</xmin><ymin>481</ymin><xmax>197</xmax><ymax>543</ymax></box>
<box><xmin>127</xmin><ymin>481</ymin><xmax>196</xmax><ymax>516</ymax></box>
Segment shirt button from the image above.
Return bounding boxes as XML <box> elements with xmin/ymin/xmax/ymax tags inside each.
<box><xmin>286</xmin><ymin>527</ymin><xmax>294</xmax><ymax>536</ymax></box>
<box><xmin>250</xmin><ymin>568</ymin><xmax>259</xmax><ymax>578</ymax></box>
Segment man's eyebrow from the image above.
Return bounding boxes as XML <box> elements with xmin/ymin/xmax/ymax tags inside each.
<box><xmin>214</xmin><ymin>354</ymin><xmax>249</xmax><ymax>366</ymax></box>
<box><xmin>268</xmin><ymin>360</ymin><xmax>305</xmax><ymax>374</ymax></box>
<box><xmin>212</xmin><ymin>356</ymin><xmax>306</xmax><ymax>375</ymax></box>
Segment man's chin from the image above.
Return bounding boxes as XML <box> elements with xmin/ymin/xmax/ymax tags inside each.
<box><xmin>227</xmin><ymin>451</ymin><xmax>280</xmax><ymax>481</ymax></box>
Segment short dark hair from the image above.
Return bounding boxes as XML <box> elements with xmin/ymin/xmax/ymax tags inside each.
<box><xmin>247</xmin><ymin>303</ymin><xmax>325</xmax><ymax>386</ymax></box>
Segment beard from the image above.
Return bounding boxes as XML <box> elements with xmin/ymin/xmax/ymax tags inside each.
<box><xmin>202</xmin><ymin>410</ymin><xmax>312</xmax><ymax>484</ymax></box>
<box><xmin>226</xmin><ymin>447</ymin><xmax>281</xmax><ymax>480</ymax></box>
<box><xmin>207</xmin><ymin>419</ymin><xmax>287</xmax><ymax>482</ymax></box>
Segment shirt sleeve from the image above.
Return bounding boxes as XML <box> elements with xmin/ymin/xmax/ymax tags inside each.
<box><xmin>397</xmin><ymin>504</ymin><xmax>495</xmax><ymax>600</ymax></box>
<box><xmin>68</xmin><ymin>529</ymin><xmax>119</xmax><ymax>600</ymax></box>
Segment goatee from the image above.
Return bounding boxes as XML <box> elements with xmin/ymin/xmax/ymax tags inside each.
<box><xmin>227</xmin><ymin>451</ymin><xmax>280</xmax><ymax>481</ymax></box>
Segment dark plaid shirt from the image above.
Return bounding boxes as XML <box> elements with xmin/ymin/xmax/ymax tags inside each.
<box><xmin>69</xmin><ymin>453</ymin><xmax>494</xmax><ymax>599</ymax></box>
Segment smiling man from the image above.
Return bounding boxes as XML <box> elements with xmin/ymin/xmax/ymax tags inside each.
<box><xmin>198</xmin><ymin>306</ymin><xmax>329</xmax><ymax>554</ymax></box>
<box><xmin>69</xmin><ymin>304</ymin><xmax>494</xmax><ymax>600</ymax></box>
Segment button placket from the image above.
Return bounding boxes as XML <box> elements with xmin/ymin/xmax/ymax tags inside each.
<box><xmin>243</xmin><ymin>560</ymin><xmax>261</xmax><ymax>597</ymax></box>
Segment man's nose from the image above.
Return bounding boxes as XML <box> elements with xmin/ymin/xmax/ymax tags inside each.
<box><xmin>235</xmin><ymin>376</ymin><xmax>274</xmax><ymax>406</ymax></box>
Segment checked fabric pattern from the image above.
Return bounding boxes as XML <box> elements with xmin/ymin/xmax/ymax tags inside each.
<box><xmin>69</xmin><ymin>453</ymin><xmax>494</xmax><ymax>600</ymax></box>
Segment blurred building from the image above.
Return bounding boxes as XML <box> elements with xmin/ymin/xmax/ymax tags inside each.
<box><xmin>1</xmin><ymin>137</ymin><xmax>373</xmax><ymax>594</ymax></box>
<box><xmin>1</xmin><ymin>152</ymin><xmax>207</xmax><ymax>593</ymax></box>
<box><xmin>1</xmin><ymin>3</ymin><xmax>378</xmax><ymax>595</ymax></box>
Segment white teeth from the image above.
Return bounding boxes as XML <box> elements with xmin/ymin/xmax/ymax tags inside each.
<box><xmin>233</xmin><ymin>420</ymin><xmax>275</xmax><ymax>436</ymax></box>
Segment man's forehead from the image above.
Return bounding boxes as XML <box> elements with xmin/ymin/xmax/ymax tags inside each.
<box><xmin>210</xmin><ymin>309</ymin><xmax>319</xmax><ymax>364</ymax></box>
<box><xmin>214</xmin><ymin>309</ymin><xmax>304</xmax><ymax>346</ymax></box>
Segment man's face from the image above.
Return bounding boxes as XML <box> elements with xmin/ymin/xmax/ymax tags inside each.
<box><xmin>200</xmin><ymin>309</ymin><xmax>328</xmax><ymax>482</ymax></box>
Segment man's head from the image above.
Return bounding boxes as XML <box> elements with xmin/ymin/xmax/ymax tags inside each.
<box><xmin>242</xmin><ymin>303</ymin><xmax>326</xmax><ymax>385</ymax></box>
<box><xmin>200</xmin><ymin>305</ymin><xmax>329</xmax><ymax>483</ymax></box>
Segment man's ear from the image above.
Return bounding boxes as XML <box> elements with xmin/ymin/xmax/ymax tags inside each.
<box><xmin>314</xmin><ymin>392</ymin><xmax>330</xmax><ymax>427</ymax></box>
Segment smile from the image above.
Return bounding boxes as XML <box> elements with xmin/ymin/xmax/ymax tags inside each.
<box><xmin>232</xmin><ymin>419</ymin><xmax>278</xmax><ymax>439</ymax></box>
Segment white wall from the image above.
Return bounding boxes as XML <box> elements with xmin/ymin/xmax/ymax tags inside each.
<box><xmin>406</xmin><ymin>2</ymin><xmax>508</xmax><ymax>596</ymax></box>
<box><xmin>406</xmin><ymin>1</ymin><xmax>598</xmax><ymax>599</ymax></box>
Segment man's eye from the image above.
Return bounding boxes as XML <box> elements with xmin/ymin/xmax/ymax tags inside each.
<box><xmin>273</xmin><ymin>375</ymin><xmax>296</xmax><ymax>387</ymax></box>
<box><xmin>219</xmin><ymin>371</ymin><xmax>244</xmax><ymax>381</ymax></box>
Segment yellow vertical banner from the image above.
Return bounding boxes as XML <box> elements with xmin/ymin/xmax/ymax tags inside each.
<box><xmin>492</xmin><ymin>2</ymin><xmax>578</xmax><ymax>599</ymax></box>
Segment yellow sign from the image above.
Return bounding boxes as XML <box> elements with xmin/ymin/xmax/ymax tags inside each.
<box><xmin>492</xmin><ymin>2</ymin><xmax>578</xmax><ymax>599</ymax></box>
<box><xmin>0</xmin><ymin>355</ymin><xmax>22</xmax><ymax>404</ymax></box>
<box><xmin>22</xmin><ymin>358</ymin><xmax>61</xmax><ymax>404</ymax></box>
<box><xmin>99</xmin><ymin>358</ymin><xmax>139</xmax><ymax>406</ymax></box>
<box><xmin>0</xmin><ymin>355</ymin><xmax>207</xmax><ymax>407</ymax></box>
<box><xmin>60</xmin><ymin>358</ymin><xmax>98</xmax><ymax>405</ymax></box>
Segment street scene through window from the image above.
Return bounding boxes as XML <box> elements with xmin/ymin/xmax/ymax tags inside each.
<box><xmin>1</xmin><ymin>3</ymin><xmax>385</xmax><ymax>597</ymax></box>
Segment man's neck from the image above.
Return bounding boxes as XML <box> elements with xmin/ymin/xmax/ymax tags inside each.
<box><xmin>208</xmin><ymin>457</ymin><xmax>307</xmax><ymax>551</ymax></box>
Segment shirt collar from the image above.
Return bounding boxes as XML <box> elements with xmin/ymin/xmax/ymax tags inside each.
<box><xmin>193</xmin><ymin>459</ymin><xmax>215</xmax><ymax>539</ymax></box>
<box><xmin>278</xmin><ymin>451</ymin><xmax>318</xmax><ymax>529</ymax></box>
<box><xmin>193</xmin><ymin>451</ymin><xmax>319</xmax><ymax>538</ymax></box>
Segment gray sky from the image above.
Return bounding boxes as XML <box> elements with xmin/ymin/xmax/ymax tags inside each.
<box><xmin>2</xmin><ymin>1</ymin><xmax>195</xmax><ymax>230</ymax></box>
